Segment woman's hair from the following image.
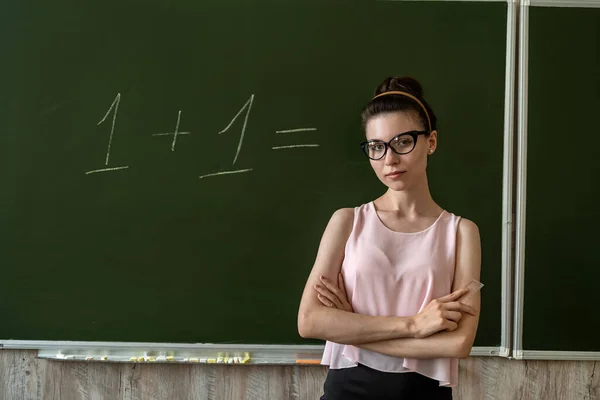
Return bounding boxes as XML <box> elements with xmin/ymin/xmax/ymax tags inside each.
<box><xmin>361</xmin><ymin>77</ymin><xmax>437</xmax><ymax>132</ymax></box>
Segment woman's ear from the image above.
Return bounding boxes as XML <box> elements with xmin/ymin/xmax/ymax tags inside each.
<box><xmin>427</xmin><ymin>130</ymin><xmax>438</xmax><ymax>155</ymax></box>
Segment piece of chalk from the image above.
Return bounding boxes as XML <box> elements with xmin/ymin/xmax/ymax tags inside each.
<box><xmin>460</xmin><ymin>280</ymin><xmax>484</xmax><ymax>306</ymax></box>
<box><xmin>189</xmin><ymin>358</ymin><xmax>200</xmax><ymax>363</ymax></box>
<box><xmin>148</xmin><ymin>357</ymin><xmax>156</xmax><ymax>362</ymax></box>
<box><xmin>129</xmin><ymin>357</ymin><xmax>137</xmax><ymax>362</ymax></box>
<box><xmin>56</xmin><ymin>354</ymin><xmax>66</xmax><ymax>360</ymax></box>
<box><xmin>182</xmin><ymin>358</ymin><xmax>190</xmax><ymax>362</ymax></box>
<box><xmin>101</xmin><ymin>356</ymin><xmax>108</xmax><ymax>361</ymax></box>
<box><xmin>296</xmin><ymin>359</ymin><xmax>321</xmax><ymax>365</ymax></box>
<box><xmin>207</xmin><ymin>358</ymin><xmax>217</xmax><ymax>364</ymax></box>
<box><xmin>241</xmin><ymin>357</ymin><xmax>251</xmax><ymax>364</ymax></box>
<box><xmin>200</xmin><ymin>358</ymin><xmax>208</xmax><ymax>363</ymax></box>
<box><xmin>167</xmin><ymin>356</ymin><xmax>175</xmax><ymax>362</ymax></box>
<box><xmin>465</xmin><ymin>280</ymin><xmax>484</xmax><ymax>292</ymax></box>
<box><xmin>156</xmin><ymin>356</ymin><xmax>167</xmax><ymax>362</ymax></box>
<box><xmin>137</xmin><ymin>357</ymin><xmax>145</xmax><ymax>362</ymax></box>
<box><xmin>86</xmin><ymin>357</ymin><xmax>94</xmax><ymax>361</ymax></box>
<box><xmin>217</xmin><ymin>357</ymin><xmax>224</xmax><ymax>363</ymax></box>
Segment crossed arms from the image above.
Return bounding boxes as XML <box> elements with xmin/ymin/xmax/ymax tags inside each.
<box><xmin>297</xmin><ymin>208</ymin><xmax>482</xmax><ymax>359</ymax></box>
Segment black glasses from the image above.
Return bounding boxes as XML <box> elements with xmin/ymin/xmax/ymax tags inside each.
<box><xmin>360</xmin><ymin>130</ymin><xmax>429</xmax><ymax>160</ymax></box>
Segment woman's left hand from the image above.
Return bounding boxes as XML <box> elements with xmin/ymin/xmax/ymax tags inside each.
<box><xmin>314</xmin><ymin>274</ymin><xmax>354</xmax><ymax>313</ymax></box>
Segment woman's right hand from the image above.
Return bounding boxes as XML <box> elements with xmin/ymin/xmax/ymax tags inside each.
<box><xmin>411</xmin><ymin>288</ymin><xmax>477</xmax><ymax>338</ymax></box>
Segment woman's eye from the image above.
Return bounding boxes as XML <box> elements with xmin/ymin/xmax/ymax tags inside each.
<box><xmin>370</xmin><ymin>144</ymin><xmax>384</xmax><ymax>151</ymax></box>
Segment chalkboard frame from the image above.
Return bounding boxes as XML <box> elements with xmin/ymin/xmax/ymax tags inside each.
<box><xmin>0</xmin><ymin>0</ymin><xmax>515</xmax><ymax>364</ymax></box>
<box><xmin>512</xmin><ymin>0</ymin><xmax>600</xmax><ymax>361</ymax></box>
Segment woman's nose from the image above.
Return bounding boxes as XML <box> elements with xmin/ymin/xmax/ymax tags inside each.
<box><xmin>384</xmin><ymin>148</ymin><xmax>400</xmax><ymax>166</ymax></box>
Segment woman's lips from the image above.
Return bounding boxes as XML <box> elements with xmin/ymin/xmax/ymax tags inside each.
<box><xmin>385</xmin><ymin>171</ymin><xmax>406</xmax><ymax>179</ymax></box>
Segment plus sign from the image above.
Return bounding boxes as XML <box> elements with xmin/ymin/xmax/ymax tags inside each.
<box><xmin>153</xmin><ymin>110</ymin><xmax>191</xmax><ymax>151</ymax></box>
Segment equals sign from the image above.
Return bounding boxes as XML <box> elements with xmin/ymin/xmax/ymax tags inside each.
<box><xmin>272</xmin><ymin>128</ymin><xmax>320</xmax><ymax>150</ymax></box>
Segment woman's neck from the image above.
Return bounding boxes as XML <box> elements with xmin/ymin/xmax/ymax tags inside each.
<box><xmin>376</xmin><ymin>177</ymin><xmax>441</xmax><ymax>217</ymax></box>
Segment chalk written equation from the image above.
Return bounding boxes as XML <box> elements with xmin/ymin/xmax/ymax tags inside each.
<box><xmin>85</xmin><ymin>93</ymin><xmax>320</xmax><ymax>178</ymax></box>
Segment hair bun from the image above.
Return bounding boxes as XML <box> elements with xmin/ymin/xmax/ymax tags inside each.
<box><xmin>375</xmin><ymin>76</ymin><xmax>425</xmax><ymax>98</ymax></box>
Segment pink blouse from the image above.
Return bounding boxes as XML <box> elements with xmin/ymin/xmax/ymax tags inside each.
<box><xmin>321</xmin><ymin>202</ymin><xmax>461</xmax><ymax>387</ymax></box>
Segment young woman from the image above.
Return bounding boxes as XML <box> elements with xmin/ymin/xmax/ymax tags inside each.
<box><xmin>297</xmin><ymin>77</ymin><xmax>482</xmax><ymax>399</ymax></box>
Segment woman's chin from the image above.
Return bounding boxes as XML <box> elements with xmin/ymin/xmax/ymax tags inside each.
<box><xmin>379</xmin><ymin>178</ymin><xmax>409</xmax><ymax>192</ymax></box>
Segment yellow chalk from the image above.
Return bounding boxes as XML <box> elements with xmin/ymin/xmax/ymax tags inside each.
<box><xmin>189</xmin><ymin>358</ymin><xmax>199</xmax><ymax>363</ymax></box>
<box><xmin>296</xmin><ymin>359</ymin><xmax>320</xmax><ymax>365</ymax></box>
<box><xmin>137</xmin><ymin>357</ymin><xmax>145</xmax><ymax>362</ymax></box>
<box><xmin>166</xmin><ymin>356</ymin><xmax>175</xmax><ymax>362</ymax></box>
<box><xmin>224</xmin><ymin>357</ymin><xmax>230</xmax><ymax>363</ymax></box>
<box><xmin>129</xmin><ymin>357</ymin><xmax>137</xmax><ymax>362</ymax></box>
<box><xmin>101</xmin><ymin>356</ymin><xmax>108</xmax><ymax>361</ymax></box>
<box><xmin>207</xmin><ymin>358</ymin><xmax>217</xmax><ymax>364</ymax></box>
<box><xmin>241</xmin><ymin>356</ymin><xmax>251</xmax><ymax>364</ymax></box>
<box><xmin>148</xmin><ymin>357</ymin><xmax>156</xmax><ymax>362</ymax></box>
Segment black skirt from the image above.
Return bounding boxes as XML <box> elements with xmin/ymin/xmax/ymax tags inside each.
<box><xmin>321</xmin><ymin>364</ymin><xmax>453</xmax><ymax>400</ymax></box>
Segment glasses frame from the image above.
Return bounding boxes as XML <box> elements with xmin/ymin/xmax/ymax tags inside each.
<box><xmin>360</xmin><ymin>130</ymin><xmax>430</xmax><ymax>160</ymax></box>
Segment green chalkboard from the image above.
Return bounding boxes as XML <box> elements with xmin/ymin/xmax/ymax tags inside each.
<box><xmin>0</xmin><ymin>0</ymin><xmax>506</xmax><ymax>346</ymax></box>
<box><xmin>523</xmin><ymin>7</ymin><xmax>600</xmax><ymax>352</ymax></box>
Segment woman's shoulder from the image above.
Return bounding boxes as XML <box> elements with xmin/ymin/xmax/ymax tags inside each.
<box><xmin>329</xmin><ymin>207</ymin><xmax>356</xmax><ymax>228</ymax></box>
<box><xmin>442</xmin><ymin>208</ymin><xmax>477</xmax><ymax>225</ymax></box>
<box><xmin>332</xmin><ymin>207</ymin><xmax>354</xmax><ymax>219</ymax></box>
<box><xmin>328</xmin><ymin>202</ymin><xmax>373</xmax><ymax>230</ymax></box>
<box><xmin>331</xmin><ymin>202</ymin><xmax>372</xmax><ymax>220</ymax></box>
<box><xmin>457</xmin><ymin>217</ymin><xmax>480</xmax><ymax>237</ymax></box>
<box><xmin>436</xmin><ymin>206</ymin><xmax>476</xmax><ymax>223</ymax></box>
<box><xmin>441</xmin><ymin>209</ymin><xmax>479</xmax><ymax>235</ymax></box>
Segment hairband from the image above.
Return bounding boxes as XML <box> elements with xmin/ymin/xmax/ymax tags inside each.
<box><xmin>371</xmin><ymin>90</ymin><xmax>432</xmax><ymax>131</ymax></box>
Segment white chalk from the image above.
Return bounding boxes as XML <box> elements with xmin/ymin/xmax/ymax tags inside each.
<box><xmin>218</xmin><ymin>94</ymin><xmax>255</xmax><ymax>165</ymax></box>
<box><xmin>272</xmin><ymin>144</ymin><xmax>320</xmax><ymax>150</ymax></box>
<box><xmin>199</xmin><ymin>168</ymin><xmax>253</xmax><ymax>179</ymax></box>
<box><xmin>97</xmin><ymin>93</ymin><xmax>121</xmax><ymax>166</ymax></box>
<box><xmin>275</xmin><ymin>128</ymin><xmax>317</xmax><ymax>134</ymax></box>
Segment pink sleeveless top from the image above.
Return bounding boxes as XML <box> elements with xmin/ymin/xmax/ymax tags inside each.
<box><xmin>321</xmin><ymin>202</ymin><xmax>461</xmax><ymax>387</ymax></box>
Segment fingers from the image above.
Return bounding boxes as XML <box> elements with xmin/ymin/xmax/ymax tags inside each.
<box><xmin>444</xmin><ymin>301</ymin><xmax>478</xmax><ymax>316</ymax></box>
<box><xmin>443</xmin><ymin>310</ymin><xmax>463</xmax><ymax>323</ymax></box>
<box><xmin>444</xmin><ymin>320</ymin><xmax>458</xmax><ymax>332</ymax></box>
<box><xmin>458</xmin><ymin>303</ymin><xmax>478</xmax><ymax>316</ymax></box>
<box><xmin>317</xmin><ymin>294</ymin><xmax>335</xmax><ymax>308</ymax></box>
<box><xmin>314</xmin><ymin>284</ymin><xmax>342</xmax><ymax>308</ymax></box>
<box><xmin>438</xmin><ymin>288</ymin><xmax>469</xmax><ymax>303</ymax></box>
<box><xmin>319</xmin><ymin>276</ymin><xmax>344</xmax><ymax>298</ymax></box>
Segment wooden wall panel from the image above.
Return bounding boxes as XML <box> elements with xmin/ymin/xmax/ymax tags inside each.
<box><xmin>0</xmin><ymin>350</ymin><xmax>597</xmax><ymax>400</ymax></box>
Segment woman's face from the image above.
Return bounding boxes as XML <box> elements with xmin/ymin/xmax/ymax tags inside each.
<box><xmin>364</xmin><ymin>111</ymin><xmax>437</xmax><ymax>192</ymax></box>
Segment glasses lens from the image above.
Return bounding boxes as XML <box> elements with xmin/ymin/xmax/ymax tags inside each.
<box><xmin>365</xmin><ymin>142</ymin><xmax>386</xmax><ymax>159</ymax></box>
<box><xmin>390</xmin><ymin>134</ymin><xmax>415</xmax><ymax>154</ymax></box>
